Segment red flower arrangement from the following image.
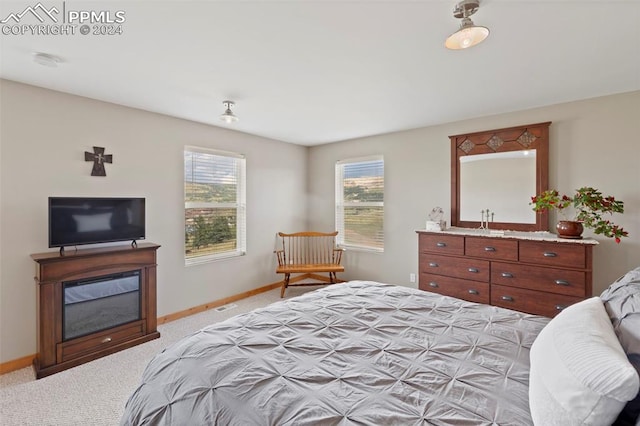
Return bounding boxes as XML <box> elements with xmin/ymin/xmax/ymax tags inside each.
<box><xmin>530</xmin><ymin>187</ymin><xmax>628</xmax><ymax>243</ymax></box>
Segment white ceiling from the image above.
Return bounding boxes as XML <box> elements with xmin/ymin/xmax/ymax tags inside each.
<box><xmin>1</xmin><ymin>1</ymin><xmax>639</xmax><ymax>146</ymax></box>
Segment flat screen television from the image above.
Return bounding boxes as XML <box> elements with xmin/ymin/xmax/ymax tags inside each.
<box><xmin>49</xmin><ymin>197</ymin><xmax>145</xmax><ymax>248</ymax></box>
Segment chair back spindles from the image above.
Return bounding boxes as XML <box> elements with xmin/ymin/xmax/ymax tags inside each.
<box><xmin>274</xmin><ymin>231</ymin><xmax>345</xmax><ymax>297</ymax></box>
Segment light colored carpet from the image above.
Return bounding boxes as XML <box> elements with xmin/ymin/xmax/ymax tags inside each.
<box><xmin>0</xmin><ymin>284</ymin><xmax>325</xmax><ymax>426</ymax></box>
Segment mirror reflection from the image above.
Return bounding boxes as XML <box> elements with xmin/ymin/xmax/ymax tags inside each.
<box><xmin>459</xmin><ymin>150</ymin><xmax>537</xmax><ymax>224</ymax></box>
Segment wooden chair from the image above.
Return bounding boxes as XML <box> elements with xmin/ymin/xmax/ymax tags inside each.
<box><xmin>274</xmin><ymin>231</ymin><xmax>345</xmax><ymax>297</ymax></box>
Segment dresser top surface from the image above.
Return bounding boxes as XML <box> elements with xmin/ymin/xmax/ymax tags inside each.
<box><xmin>417</xmin><ymin>227</ymin><xmax>599</xmax><ymax>245</ymax></box>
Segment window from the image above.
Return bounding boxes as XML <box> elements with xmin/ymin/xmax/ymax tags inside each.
<box><xmin>184</xmin><ymin>146</ymin><xmax>246</xmax><ymax>264</ymax></box>
<box><xmin>335</xmin><ymin>156</ymin><xmax>384</xmax><ymax>251</ymax></box>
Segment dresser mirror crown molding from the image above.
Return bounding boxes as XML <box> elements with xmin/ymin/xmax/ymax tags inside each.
<box><xmin>450</xmin><ymin>122</ymin><xmax>550</xmax><ymax>232</ymax></box>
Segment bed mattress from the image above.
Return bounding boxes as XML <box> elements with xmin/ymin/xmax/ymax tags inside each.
<box><xmin>121</xmin><ymin>281</ymin><xmax>549</xmax><ymax>425</ymax></box>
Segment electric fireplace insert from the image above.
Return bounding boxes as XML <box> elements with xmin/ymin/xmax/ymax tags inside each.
<box><xmin>63</xmin><ymin>270</ymin><xmax>141</xmax><ymax>341</ymax></box>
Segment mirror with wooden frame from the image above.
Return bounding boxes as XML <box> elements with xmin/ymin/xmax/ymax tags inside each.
<box><xmin>450</xmin><ymin>122</ymin><xmax>550</xmax><ymax>231</ymax></box>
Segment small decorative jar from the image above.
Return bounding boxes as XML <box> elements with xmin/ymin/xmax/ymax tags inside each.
<box><xmin>556</xmin><ymin>221</ymin><xmax>584</xmax><ymax>239</ymax></box>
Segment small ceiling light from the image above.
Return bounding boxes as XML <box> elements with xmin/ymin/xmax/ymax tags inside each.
<box><xmin>33</xmin><ymin>52</ymin><xmax>62</xmax><ymax>67</ymax></box>
<box><xmin>219</xmin><ymin>100</ymin><xmax>239</xmax><ymax>124</ymax></box>
<box><xmin>445</xmin><ymin>0</ymin><xmax>490</xmax><ymax>50</ymax></box>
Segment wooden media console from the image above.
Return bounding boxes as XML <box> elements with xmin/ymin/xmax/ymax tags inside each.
<box><xmin>31</xmin><ymin>243</ymin><xmax>161</xmax><ymax>378</ymax></box>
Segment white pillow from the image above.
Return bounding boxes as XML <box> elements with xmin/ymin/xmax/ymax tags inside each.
<box><xmin>529</xmin><ymin>297</ymin><xmax>640</xmax><ymax>426</ymax></box>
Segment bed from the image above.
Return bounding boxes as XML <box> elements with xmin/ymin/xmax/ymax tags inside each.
<box><xmin>121</xmin><ymin>273</ymin><xmax>640</xmax><ymax>426</ymax></box>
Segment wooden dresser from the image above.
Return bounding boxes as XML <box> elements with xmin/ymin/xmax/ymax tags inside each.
<box><xmin>417</xmin><ymin>229</ymin><xmax>597</xmax><ymax>317</ymax></box>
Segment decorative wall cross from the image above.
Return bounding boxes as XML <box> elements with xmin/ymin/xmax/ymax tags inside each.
<box><xmin>84</xmin><ymin>146</ymin><xmax>113</xmax><ymax>176</ymax></box>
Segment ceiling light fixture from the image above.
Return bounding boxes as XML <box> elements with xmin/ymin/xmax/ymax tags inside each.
<box><xmin>219</xmin><ymin>100</ymin><xmax>239</xmax><ymax>124</ymax></box>
<box><xmin>445</xmin><ymin>0</ymin><xmax>489</xmax><ymax>50</ymax></box>
<box><xmin>33</xmin><ymin>52</ymin><xmax>62</xmax><ymax>67</ymax></box>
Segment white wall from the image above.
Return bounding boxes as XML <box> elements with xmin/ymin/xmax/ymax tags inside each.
<box><xmin>308</xmin><ymin>91</ymin><xmax>640</xmax><ymax>294</ymax></box>
<box><xmin>0</xmin><ymin>80</ymin><xmax>308</xmax><ymax>363</ymax></box>
<box><xmin>2</xmin><ymin>80</ymin><xmax>639</xmax><ymax>366</ymax></box>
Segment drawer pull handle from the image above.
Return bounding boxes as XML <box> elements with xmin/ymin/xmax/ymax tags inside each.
<box><xmin>429</xmin><ymin>262</ymin><xmax>438</xmax><ymax>268</ymax></box>
<box><xmin>468</xmin><ymin>267</ymin><xmax>479</xmax><ymax>273</ymax></box>
<box><xmin>484</xmin><ymin>247</ymin><xmax>496</xmax><ymax>252</ymax></box>
<box><xmin>429</xmin><ymin>282</ymin><xmax>439</xmax><ymax>288</ymax></box>
<box><xmin>555</xmin><ymin>305</ymin><xmax>568</xmax><ymax>311</ymax></box>
<box><xmin>436</xmin><ymin>242</ymin><xmax>447</xmax><ymax>247</ymax></box>
<box><xmin>101</xmin><ymin>337</ymin><xmax>112</xmax><ymax>344</ymax></box>
<box><xmin>468</xmin><ymin>289</ymin><xmax>479</xmax><ymax>295</ymax></box>
<box><xmin>543</xmin><ymin>252</ymin><xmax>558</xmax><ymax>257</ymax></box>
<box><xmin>501</xmin><ymin>272</ymin><xmax>513</xmax><ymax>278</ymax></box>
<box><xmin>555</xmin><ymin>279</ymin><xmax>570</xmax><ymax>286</ymax></box>
<box><xmin>501</xmin><ymin>296</ymin><xmax>514</xmax><ymax>302</ymax></box>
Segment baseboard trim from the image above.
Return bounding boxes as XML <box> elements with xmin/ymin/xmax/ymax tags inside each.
<box><xmin>0</xmin><ymin>275</ymin><xmax>340</xmax><ymax>375</ymax></box>
<box><xmin>0</xmin><ymin>354</ymin><xmax>35</xmax><ymax>375</ymax></box>
<box><xmin>157</xmin><ymin>278</ymin><xmax>297</xmax><ymax>324</ymax></box>
<box><xmin>0</xmin><ymin>279</ymin><xmax>280</xmax><ymax>375</ymax></box>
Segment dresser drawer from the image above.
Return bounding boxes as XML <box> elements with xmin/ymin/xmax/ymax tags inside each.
<box><xmin>491</xmin><ymin>262</ymin><xmax>586</xmax><ymax>297</ymax></box>
<box><xmin>419</xmin><ymin>234</ymin><xmax>464</xmax><ymax>256</ymax></box>
<box><xmin>465</xmin><ymin>237</ymin><xmax>518</xmax><ymax>261</ymax></box>
<box><xmin>420</xmin><ymin>253</ymin><xmax>489</xmax><ymax>282</ymax></box>
<box><xmin>519</xmin><ymin>241</ymin><xmax>587</xmax><ymax>269</ymax></box>
<box><xmin>420</xmin><ymin>273</ymin><xmax>490</xmax><ymax>304</ymax></box>
<box><xmin>58</xmin><ymin>321</ymin><xmax>144</xmax><ymax>363</ymax></box>
<box><xmin>491</xmin><ymin>285</ymin><xmax>583</xmax><ymax>317</ymax></box>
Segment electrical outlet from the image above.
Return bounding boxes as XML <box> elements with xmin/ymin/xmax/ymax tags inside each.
<box><xmin>409</xmin><ymin>273</ymin><xmax>416</xmax><ymax>283</ymax></box>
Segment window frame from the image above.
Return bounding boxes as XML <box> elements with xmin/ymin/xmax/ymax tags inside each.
<box><xmin>184</xmin><ymin>146</ymin><xmax>246</xmax><ymax>266</ymax></box>
<box><xmin>335</xmin><ymin>155</ymin><xmax>384</xmax><ymax>253</ymax></box>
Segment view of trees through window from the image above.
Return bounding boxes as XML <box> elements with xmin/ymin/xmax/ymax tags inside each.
<box><xmin>184</xmin><ymin>149</ymin><xmax>244</xmax><ymax>260</ymax></box>
<box><xmin>184</xmin><ymin>205</ymin><xmax>237</xmax><ymax>257</ymax></box>
<box><xmin>337</xmin><ymin>158</ymin><xmax>384</xmax><ymax>250</ymax></box>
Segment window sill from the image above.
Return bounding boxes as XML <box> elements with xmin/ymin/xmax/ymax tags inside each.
<box><xmin>338</xmin><ymin>245</ymin><xmax>384</xmax><ymax>254</ymax></box>
<box><xmin>185</xmin><ymin>251</ymin><xmax>245</xmax><ymax>266</ymax></box>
